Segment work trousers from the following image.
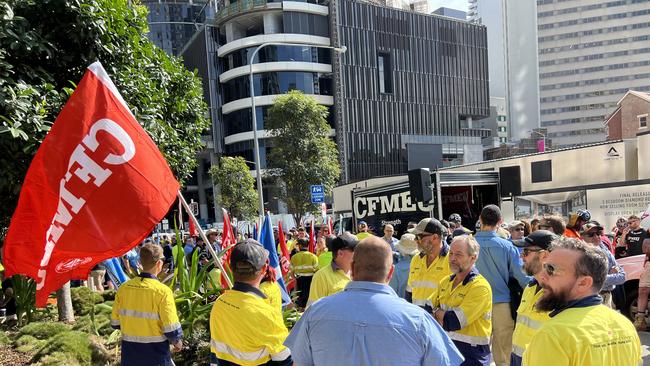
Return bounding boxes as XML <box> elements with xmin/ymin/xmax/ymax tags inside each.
<box><xmin>491</xmin><ymin>302</ymin><xmax>514</xmax><ymax>366</ymax></box>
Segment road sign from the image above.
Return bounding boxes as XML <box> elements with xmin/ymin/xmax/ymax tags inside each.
<box><xmin>311</xmin><ymin>184</ymin><xmax>325</xmax><ymax>204</ymax></box>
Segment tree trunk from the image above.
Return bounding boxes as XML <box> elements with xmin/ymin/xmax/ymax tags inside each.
<box><xmin>57</xmin><ymin>281</ymin><xmax>75</xmax><ymax>323</ymax></box>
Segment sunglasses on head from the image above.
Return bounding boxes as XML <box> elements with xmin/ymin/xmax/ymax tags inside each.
<box><xmin>522</xmin><ymin>248</ymin><xmax>544</xmax><ymax>256</ymax></box>
<box><xmin>542</xmin><ymin>262</ymin><xmax>564</xmax><ymax>277</ymax></box>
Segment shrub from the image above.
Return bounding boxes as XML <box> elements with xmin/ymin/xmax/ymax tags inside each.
<box><xmin>18</xmin><ymin>321</ymin><xmax>70</xmax><ymax>339</ymax></box>
<box><xmin>14</xmin><ymin>334</ymin><xmax>46</xmax><ymax>353</ymax></box>
<box><xmin>32</xmin><ymin>331</ymin><xmax>92</xmax><ymax>365</ymax></box>
<box><xmin>70</xmin><ymin>287</ymin><xmax>103</xmax><ymax>316</ymax></box>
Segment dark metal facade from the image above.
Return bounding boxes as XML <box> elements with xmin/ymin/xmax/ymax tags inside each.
<box><xmin>336</xmin><ymin>0</ymin><xmax>490</xmax><ymax>181</ymax></box>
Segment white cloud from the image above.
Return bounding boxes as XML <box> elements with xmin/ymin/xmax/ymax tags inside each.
<box><xmin>428</xmin><ymin>0</ymin><xmax>468</xmax><ymax>12</ymax></box>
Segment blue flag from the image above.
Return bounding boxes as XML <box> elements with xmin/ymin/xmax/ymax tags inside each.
<box><xmin>259</xmin><ymin>214</ymin><xmax>292</xmax><ymax>306</ymax></box>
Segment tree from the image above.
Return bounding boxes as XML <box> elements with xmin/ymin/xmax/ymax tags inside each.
<box><xmin>266</xmin><ymin>90</ymin><xmax>340</xmax><ymax>223</ymax></box>
<box><xmin>0</xmin><ymin>0</ymin><xmax>210</xmax><ymax>231</ymax></box>
<box><xmin>210</xmin><ymin>156</ymin><xmax>258</xmax><ymax>220</ymax></box>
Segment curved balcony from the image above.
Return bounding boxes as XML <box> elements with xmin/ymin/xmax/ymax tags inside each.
<box><xmin>215</xmin><ymin>0</ymin><xmax>329</xmax><ymax>25</ymax></box>
<box><xmin>217</xmin><ymin>33</ymin><xmax>330</xmax><ymax>57</ymax></box>
<box><xmin>222</xmin><ymin>94</ymin><xmax>334</xmax><ymax>114</ymax></box>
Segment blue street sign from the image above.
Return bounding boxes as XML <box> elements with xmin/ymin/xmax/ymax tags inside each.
<box><xmin>310</xmin><ymin>184</ymin><xmax>325</xmax><ymax>204</ymax></box>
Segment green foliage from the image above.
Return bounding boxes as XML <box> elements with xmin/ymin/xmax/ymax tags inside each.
<box><xmin>0</xmin><ymin>0</ymin><xmax>210</xmax><ymax>230</ymax></box>
<box><xmin>70</xmin><ymin>286</ymin><xmax>103</xmax><ymax>316</ymax></box>
<box><xmin>18</xmin><ymin>321</ymin><xmax>70</xmax><ymax>339</ymax></box>
<box><xmin>11</xmin><ymin>274</ymin><xmax>36</xmax><ymax>325</ymax></box>
<box><xmin>32</xmin><ymin>330</ymin><xmax>92</xmax><ymax>365</ymax></box>
<box><xmin>283</xmin><ymin>307</ymin><xmax>302</xmax><ymax>330</ymax></box>
<box><xmin>172</xmin><ymin>327</ymin><xmax>211</xmax><ymax>366</ymax></box>
<box><xmin>267</xmin><ymin>90</ymin><xmax>340</xmax><ymax>221</ymax></box>
<box><xmin>210</xmin><ymin>156</ymin><xmax>258</xmax><ymax>220</ymax></box>
<box><xmin>0</xmin><ymin>331</ymin><xmax>11</xmax><ymax>345</ymax></box>
<box><xmin>14</xmin><ymin>334</ymin><xmax>46</xmax><ymax>353</ymax></box>
<box><xmin>170</xmin><ymin>233</ymin><xmax>223</xmax><ymax>337</ymax></box>
<box><xmin>33</xmin><ymin>352</ymin><xmax>81</xmax><ymax>366</ymax></box>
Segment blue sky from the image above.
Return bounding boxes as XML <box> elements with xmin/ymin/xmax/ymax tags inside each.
<box><xmin>428</xmin><ymin>0</ymin><xmax>468</xmax><ymax>12</ymax></box>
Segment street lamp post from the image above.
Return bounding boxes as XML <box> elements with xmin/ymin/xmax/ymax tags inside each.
<box><xmin>248</xmin><ymin>42</ymin><xmax>347</xmax><ymax>219</ymax></box>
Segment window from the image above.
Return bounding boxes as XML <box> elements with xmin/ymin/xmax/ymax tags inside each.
<box><xmin>377</xmin><ymin>52</ymin><xmax>393</xmax><ymax>94</ymax></box>
<box><xmin>531</xmin><ymin>160</ymin><xmax>552</xmax><ymax>183</ymax></box>
<box><xmin>639</xmin><ymin>114</ymin><xmax>648</xmax><ymax>128</ymax></box>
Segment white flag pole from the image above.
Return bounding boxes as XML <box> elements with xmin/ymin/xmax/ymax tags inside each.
<box><xmin>177</xmin><ymin>191</ymin><xmax>233</xmax><ymax>289</ymax></box>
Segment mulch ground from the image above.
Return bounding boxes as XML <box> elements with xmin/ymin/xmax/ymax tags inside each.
<box><xmin>0</xmin><ymin>344</ymin><xmax>31</xmax><ymax>366</ymax></box>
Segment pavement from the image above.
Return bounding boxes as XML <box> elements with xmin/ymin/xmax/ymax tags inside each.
<box><xmin>641</xmin><ymin>331</ymin><xmax>650</xmax><ymax>365</ymax></box>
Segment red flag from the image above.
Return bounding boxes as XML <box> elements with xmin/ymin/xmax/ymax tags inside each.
<box><xmin>308</xmin><ymin>219</ymin><xmax>316</xmax><ymax>253</ymax></box>
<box><xmin>188</xmin><ymin>214</ymin><xmax>199</xmax><ymax>237</ymax></box>
<box><xmin>277</xmin><ymin>221</ymin><xmax>290</xmax><ymax>275</ymax></box>
<box><xmin>2</xmin><ymin>62</ymin><xmax>179</xmax><ymax>307</ymax></box>
<box><xmin>327</xmin><ymin>217</ymin><xmax>334</xmax><ymax>236</ymax></box>
<box><xmin>219</xmin><ymin>208</ymin><xmax>236</xmax><ymax>288</ymax></box>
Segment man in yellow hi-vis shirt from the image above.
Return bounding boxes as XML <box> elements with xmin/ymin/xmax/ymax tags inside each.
<box><xmin>523</xmin><ymin>237</ymin><xmax>641</xmax><ymax>366</ymax></box>
<box><xmin>210</xmin><ymin>239</ymin><xmax>292</xmax><ymax>366</ymax></box>
<box><xmin>307</xmin><ymin>232</ymin><xmax>358</xmax><ymax>307</ymax></box>
<box><xmin>407</xmin><ymin>218</ymin><xmax>452</xmax><ymax>311</ymax></box>
<box><xmin>111</xmin><ymin>244</ymin><xmax>183</xmax><ymax>366</ymax></box>
<box><xmin>291</xmin><ymin>238</ymin><xmax>320</xmax><ymax>308</ymax></box>
<box><xmin>429</xmin><ymin>235</ymin><xmax>492</xmax><ymax>365</ymax></box>
<box><xmin>509</xmin><ymin>230</ymin><xmax>556</xmax><ymax>366</ymax></box>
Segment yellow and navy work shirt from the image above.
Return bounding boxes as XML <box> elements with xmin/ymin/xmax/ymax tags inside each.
<box><xmin>111</xmin><ymin>273</ymin><xmax>182</xmax><ymax>366</ymax></box>
<box><xmin>356</xmin><ymin>232</ymin><xmax>373</xmax><ymax>240</ymax></box>
<box><xmin>290</xmin><ymin>250</ymin><xmax>319</xmax><ymax>277</ymax></box>
<box><xmin>407</xmin><ymin>244</ymin><xmax>451</xmax><ymax>309</ymax></box>
<box><xmin>209</xmin><ymin>282</ymin><xmax>291</xmax><ymax>366</ymax></box>
<box><xmin>318</xmin><ymin>251</ymin><xmax>333</xmax><ymax>269</ymax></box>
<box><xmin>522</xmin><ymin>295</ymin><xmax>642</xmax><ymax>366</ymax></box>
<box><xmin>429</xmin><ymin>268</ymin><xmax>493</xmax><ymax>347</ymax></box>
<box><xmin>259</xmin><ymin>280</ymin><xmax>283</xmax><ymax>314</ymax></box>
<box><xmin>511</xmin><ymin>279</ymin><xmax>550</xmax><ymax>366</ymax></box>
<box><xmin>307</xmin><ymin>261</ymin><xmax>350</xmax><ymax>307</ymax></box>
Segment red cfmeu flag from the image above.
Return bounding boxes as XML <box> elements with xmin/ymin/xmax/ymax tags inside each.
<box><xmin>2</xmin><ymin>62</ymin><xmax>179</xmax><ymax>307</ymax></box>
<box><xmin>277</xmin><ymin>221</ymin><xmax>290</xmax><ymax>275</ymax></box>
<box><xmin>308</xmin><ymin>219</ymin><xmax>316</xmax><ymax>253</ymax></box>
<box><xmin>219</xmin><ymin>208</ymin><xmax>236</xmax><ymax>288</ymax></box>
<box><xmin>188</xmin><ymin>216</ymin><xmax>199</xmax><ymax>237</ymax></box>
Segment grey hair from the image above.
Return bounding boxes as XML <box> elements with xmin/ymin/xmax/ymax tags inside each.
<box><xmin>451</xmin><ymin>235</ymin><xmax>481</xmax><ymax>258</ymax></box>
<box><xmin>551</xmin><ymin>237</ymin><xmax>607</xmax><ymax>291</ymax></box>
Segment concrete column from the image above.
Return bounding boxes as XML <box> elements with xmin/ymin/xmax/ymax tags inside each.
<box><xmin>263</xmin><ymin>12</ymin><xmax>282</xmax><ymax>34</ymax></box>
<box><xmin>225</xmin><ymin>22</ymin><xmax>244</xmax><ymax>43</ymax></box>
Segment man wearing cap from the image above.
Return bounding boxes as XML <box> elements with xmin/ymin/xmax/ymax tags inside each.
<box><xmin>474</xmin><ymin>205</ymin><xmax>529</xmax><ymax>366</ymax></box>
<box><xmin>429</xmin><ymin>235</ymin><xmax>493</xmax><ymax>366</ymax></box>
<box><xmin>111</xmin><ymin>244</ymin><xmax>183</xmax><ymax>366</ymax></box>
<box><xmin>290</xmin><ymin>238</ymin><xmax>320</xmax><ymax>308</ymax></box>
<box><xmin>564</xmin><ymin>209</ymin><xmax>590</xmax><ymax>238</ymax></box>
<box><xmin>580</xmin><ymin>222</ymin><xmax>625</xmax><ymax>309</ymax></box>
<box><xmin>449</xmin><ymin>213</ymin><xmax>472</xmax><ymax>237</ymax></box>
<box><xmin>356</xmin><ymin>221</ymin><xmax>373</xmax><ymax>240</ymax></box>
<box><xmin>209</xmin><ymin>239</ymin><xmax>292</xmax><ymax>366</ymax></box>
<box><xmin>523</xmin><ymin>238</ymin><xmax>641</xmax><ymax>366</ymax></box>
<box><xmin>307</xmin><ymin>232</ymin><xmax>358</xmax><ymax>307</ymax></box>
<box><xmin>285</xmin><ymin>237</ymin><xmax>464</xmax><ymax>366</ymax></box>
<box><xmin>509</xmin><ymin>221</ymin><xmax>526</xmax><ymax>242</ymax></box>
<box><xmin>406</xmin><ymin>218</ymin><xmax>452</xmax><ymax>312</ymax></box>
<box><xmin>510</xmin><ymin>230</ymin><xmax>556</xmax><ymax>366</ymax></box>
<box><xmin>389</xmin><ymin>233</ymin><xmax>419</xmax><ymax>298</ymax></box>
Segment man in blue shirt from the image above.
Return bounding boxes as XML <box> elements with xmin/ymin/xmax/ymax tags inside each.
<box><xmin>285</xmin><ymin>236</ymin><xmax>464</xmax><ymax>366</ymax></box>
<box><xmin>474</xmin><ymin>205</ymin><xmax>529</xmax><ymax>366</ymax></box>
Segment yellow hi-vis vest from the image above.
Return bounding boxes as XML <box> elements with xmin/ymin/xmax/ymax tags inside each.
<box><xmin>290</xmin><ymin>250</ymin><xmax>319</xmax><ymax>277</ymax></box>
<box><xmin>511</xmin><ymin>281</ymin><xmax>550</xmax><ymax>358</ymax></box>
<box><xmin>306</xmin><ymin>262</ymin><xmax>350</xmax><ymax>307</ymax></box>
<box><xmin>407</xmin><ymin>248</ymin><xmax>452</xmax><ymax>308</ymax></box>
<box><xmin>429</xmin><ymin>269</ymin><xmax>492</xmax><ymax>346</ymax></box>
<box><xmin>111</xmin><ymin>274</ymin><xmax>182</xmax><ymax>344</ymax></box>
<box><xmin>523</xmin><ymin>299</ymin><xmax>642</xmax><ymax>366</ymax></box>
<box><xmin>210</xmin><ymin>284</ymin><xmax>290</xmax><ymax>366</ymax></box>
<box><xmin>259</xmin><ymin>280</ymin><xmax>283</xmax><ymax>313</ymax></box>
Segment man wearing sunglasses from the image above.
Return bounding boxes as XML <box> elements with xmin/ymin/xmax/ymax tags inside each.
<box><xmin>580</xmin><ymin>222</ymin><xmax>625</xmax><ymax>309</ymax></box>
<box><xmin>522</xmin><ymin>238</ymin><xmax>641</xmax><ymax>366</ymax></box>
<box><xmin>510</xmin><ymin>230</ymin><xmax>556</xmax><ymax>366</ymax></box>
<box><xmin>406</xmin><ymin>218</ymin><xmax>452</xmax><ymax>312</ymax></box>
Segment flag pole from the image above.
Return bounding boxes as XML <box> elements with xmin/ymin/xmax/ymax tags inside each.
<box><xmin>177</xmin><ymin>191</ymin><xmax>233</xmax><ymax>289</ymax></box>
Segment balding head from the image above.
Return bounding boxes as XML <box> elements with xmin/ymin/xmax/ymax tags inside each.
<box><xmin>351</xmin><ymin>237</ymin><xmax>394</xmax><ymax>283</ymax></box>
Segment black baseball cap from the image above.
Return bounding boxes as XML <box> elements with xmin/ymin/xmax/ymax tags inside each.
<box><xmin>513</xmin><ymin>230</ymin><xmax>557</xmax><ymax>250</ymax></box>
<box><xmin>409</xmin><ymin>218</ymin><xmax>446</xmax><ymax>236</ymax></box>
<box><xmin>230</xmin><ymin>239</ymin><xmax>269</xmax><ymax>274</ymax></box>
<box><xmin>330</xmin><ymin>232</ymin><xmax>359</xmax><ymax>252</ymax></box>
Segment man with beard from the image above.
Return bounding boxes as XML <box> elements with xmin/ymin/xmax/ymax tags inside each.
<box><xmin>523</xmin><ymin>238</ymin><xmax>641</xmax><ymax>366</ymax></box>
<box><xmin>429</xmin><ymin>235</ymin><xmax>492</xmax><ymax>365</ymax></box>
<box><xmin>407</xmin><ymin>218</ymin><xmax>452</xmax><ymax>311</ymax></box>
<box><xmin>510</xmin><ymin>230</ymin><xmax>556</xmax><ymax>366</ymax></box>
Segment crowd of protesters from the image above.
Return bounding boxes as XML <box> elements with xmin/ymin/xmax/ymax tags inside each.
<box><xmin>43</xmin><ymin>205</ymin><xmax>648</xmax><ymax>366</ymax></box>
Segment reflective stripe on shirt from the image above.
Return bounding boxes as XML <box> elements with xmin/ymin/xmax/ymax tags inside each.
<box><xmin>162</xmin><ymin>322</ymin><xmax>182</xmax><ymax>333</ymax></box>
<box><xmin>516</xmin><ymin>314</ymin><xmax>543</xmax><ymax>330</ymax></box>
<box><xmin>448</xmin><ymin>331</ymin><xmax>490</xmax><ymax>345</ymax></box>
<box><xmin>411</xmin><ymin>280</ymin><xmax>439</xmax><ymax>289</ymax></box>
<box><xmin>211</xmin><ymin>339</ymin><xmax>269</xmax><ymax>362</ymax></box>
<box><xmin>119</xmin><ymin>309</ymin><xmax>161</xmax><ymax>320</ymax></box>
<box><xmin>122</xmin><ymin>334</ymin><xmax>168</xmax><ymax>343</ymax></box>
<box><xmin>270</xmin><ymin>347</ymin><xmax>291</xmax><ymax>361</ymax></box>
<box><xmin>512</xmin><ymin>344</ymin><xmax>526</xmax><ymax>357</ymax></box>
<box><xmin>413</xmin><ymin>298</ymin><xmax>432</xmax><ymax>307</ymax></box>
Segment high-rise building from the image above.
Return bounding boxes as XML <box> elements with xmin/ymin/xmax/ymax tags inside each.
<box><xmin>143</xmin><ymin>0</ymin><xmax>215</xmax><ymax>56</ymax></box>
<box><xmin>432</xmin><ymin>7</ymin><xmax>467</xmax><ymax>20</ymax></box>
<box><xmin>469</xmin><ymin>0</ymin><xmax>540</xmax><ymax>142</ymax></box>
<box><xmin>183</xmin><ymin>0</ymin><xmax>491</xmax><ymax>212</ymax></box>
<box><xmin>537</xmin><ymin>0</ymin><xmax>650</xmax><ymax>147</ymax></box>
